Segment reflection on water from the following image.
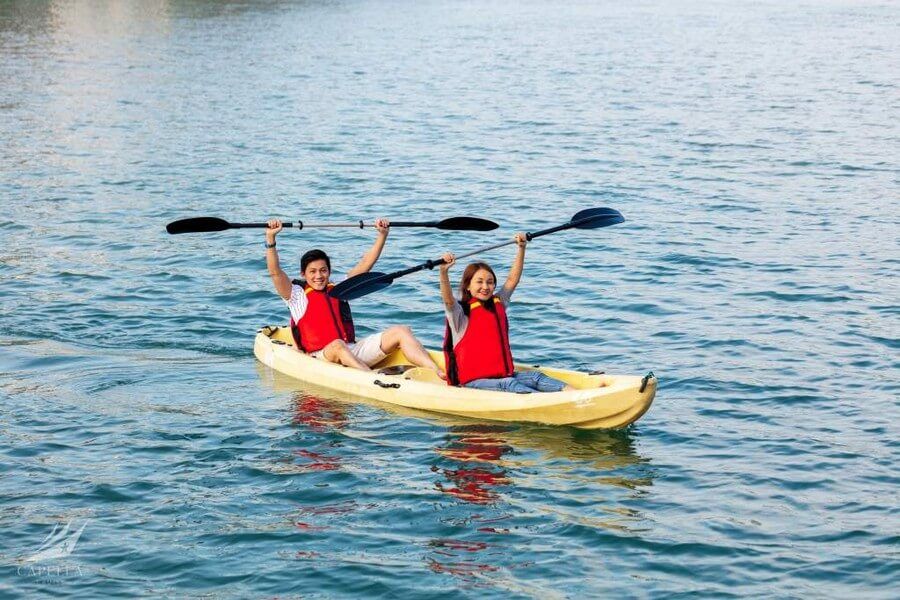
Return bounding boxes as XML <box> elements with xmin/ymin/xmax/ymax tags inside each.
<box><xmin>424</xmin><ymin>422</ymin><xmax>652</xmax><ymax>582</ymax></box>
<box><xmin>434</xmin><ymin>425</ymin><xmax>514</xmax><ymax>505</ymax></box>
<box><xmin>288</xmin><ymin>393</ymin><xmax>347</xmax><ymax>474</ymax></box>
<box><xmin>271</xmin><ymin>367</ymin><xmax>655</xmax><ymax>585</ymax></box>
<box><xmin>426</xmin><ymin>537</ymin><xmax>500</xmax><ymax>579</ymax></box>
<box><xmin>262</xmin><ymin>363</ymin><xmax>653</xmax><ymax>509</ymax></box>
<box><xmin>291</xmin><ymin>393</ymin><xmax>348</xmax><ymax>432</ymax></box>
<box><xmin>428</xmin><ymin>425</ymin><xmax>515</xmax><ymax>581</ymax></box>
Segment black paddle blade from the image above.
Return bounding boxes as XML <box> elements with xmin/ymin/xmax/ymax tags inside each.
<box><xmin>329</xmin><ymin>272</ymin><xmax>394</xmax><ymax>301</ymax></box>
<box><xmin>166</xmin><ymin>217</ymin><xmax>232</xmax><ymax>234</ymax></box>
<box><xmin>571</xmin><ymin>207</ymin><xmax>624</xmax><ymax>228</ymax></box>
<box><xmin>435</xmin><ymin>216</ymin><xmax>499</xmax><ymax>231</ymax></box>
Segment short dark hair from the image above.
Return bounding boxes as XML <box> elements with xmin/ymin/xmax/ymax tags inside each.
<box><xmin>301</xmin><ymin>249</ymin><xmax>331</xmax><ymax>273</ymax></box>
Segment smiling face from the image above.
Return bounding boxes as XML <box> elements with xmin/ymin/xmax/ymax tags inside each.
<box><xmin>303</xmin><ymin>259</ymin><xmax>331</xmax><ymax>291</ymax></box>
<box><xmin>467</xmin><ymin>268</ymin><xmax>496</xmax><ymax>301</ymax></box>
<box><xmin>459</xmin><ymin>262</ymin><xmax>499</xmax><ymax>304</ymax></box>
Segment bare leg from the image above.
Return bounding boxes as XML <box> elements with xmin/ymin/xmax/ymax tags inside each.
<box><xmin>321</xmin><ymin>339</ymin><xmax>371</xmax><ymax>371</ymax></box>
<box><xmin>380</xmin><ymin>325</ymin><xmax>444</xmax><ymax>377</ymax></box>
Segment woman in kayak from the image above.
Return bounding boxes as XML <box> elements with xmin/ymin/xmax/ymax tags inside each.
<box><xmin>438</xmin><ymin>234</ymin><xmax>572</xmax><ymax>393</ymax></box>
<box><xmin>266</xmin><ymin>218</ymin><xmax>444</xmax><ymax>377</ymax></box>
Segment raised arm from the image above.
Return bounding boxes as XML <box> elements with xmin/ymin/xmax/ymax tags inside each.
<box><xmin>438</xmin><ymin>252</ymin><xmax>457</xmax><ymax>309</ymax></box>
<box><xmin>347</xmin><ymin>217</ymin><xmax>390</xmax><ymax>278</ymax></box>
<box><xmin>501</xmin><ymin>232</ymin><xmax>527</xmax><ymax>296</ymax></box>
<box><xmin>265</xmin><ymin>219</ymin><xmax>292</xmax><ymax>300</ymax></box>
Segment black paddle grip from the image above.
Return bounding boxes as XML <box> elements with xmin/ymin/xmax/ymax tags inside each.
<box><xmin>391</xmin><ymin>221</ymin><xmax>433</xmax><ymax>228</ymax></box>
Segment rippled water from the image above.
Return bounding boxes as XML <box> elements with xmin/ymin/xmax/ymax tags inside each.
<box><xmin>1</xmin><ymin>0</ymin><xmax>898</xmax><ymax>597</ymax></box>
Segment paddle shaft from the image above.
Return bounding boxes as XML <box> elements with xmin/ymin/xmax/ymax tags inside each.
<box><xmin>390</xmin><ymin>213</ymin><xmax>598</xmax><ymax>278</ymax></box>
<box><xmin>226</xmin><ymin>221</ymin><xmax>446</xmax><ymax>229</ymax></box>
<box><xmin>328</xmin><ymin>207</ymin><xmax>625</xmax><ymax>301</ymax></box>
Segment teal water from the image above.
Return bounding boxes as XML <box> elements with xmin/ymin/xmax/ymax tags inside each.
<box><xmin>1</xmin><ymin>0</ymin><xmax>898</xmax><ymax>597</ymax></box>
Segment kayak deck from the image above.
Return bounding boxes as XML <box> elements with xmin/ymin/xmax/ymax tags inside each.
<box><xmin>254</xmin><ymin>325</ymin><xmax>656</xmax><ymax>429</ymax></box>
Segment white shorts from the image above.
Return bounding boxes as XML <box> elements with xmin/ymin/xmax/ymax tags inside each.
<box><xmin>310</xmin><ymin>332</ymin><xmax>387</xmax><ymax>367</ymax></box>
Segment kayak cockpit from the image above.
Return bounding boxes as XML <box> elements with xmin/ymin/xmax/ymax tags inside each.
<box><xmin>258</xmin><ymin>325</ymin><xmax>614</xmax><ymax>391</ymax></box>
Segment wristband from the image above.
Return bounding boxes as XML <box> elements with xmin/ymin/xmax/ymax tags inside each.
<box><xmin>265</xmin><ymin>241</ymin><xmax>276</xmax><ymax>249</ymax></box>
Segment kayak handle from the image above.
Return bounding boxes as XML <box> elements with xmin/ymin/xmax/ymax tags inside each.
<box><xmin>640</xmin><ymin>371</ymin><xmax>655</xmax><ymax>393</ymax></box>
<box><xmin>373</xmin><ymin>380</ymin><xmax>401</xmax><ymax>389</ymax></box>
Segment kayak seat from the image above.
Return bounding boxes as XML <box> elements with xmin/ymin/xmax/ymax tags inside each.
<box><xmin>402</xmin><ymin>368</ymin><xmax>444</xmax><ymax>384</ymax></box>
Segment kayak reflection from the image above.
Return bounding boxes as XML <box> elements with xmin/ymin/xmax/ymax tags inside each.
<box><xmin>260</xmin><ymin>363</ymin><xmax>654</xmax><ymax>582</ymax></box>
<box><xmin>428</xmin><ymin>423</ymin><xmax>651</xmax><ymax>504</ymax></box>
<box><xmin>258</xmin><ymin>361</ymin><xmax>651</xmax><ymax>488</ymax></box>
<box><xmin>424</xmin><ymin>423</ymin><xmax>652</xmax><ymax>582</ymax></box>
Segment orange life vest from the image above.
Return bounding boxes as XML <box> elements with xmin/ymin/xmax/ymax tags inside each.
<box><xmin>443</xmin><ymin>296</ymin><xmax>514</xmax><ymax>386</ymax></box>
<box><xmin>290</xmin><ymin>279</ymin><xmax>355</xmax><ymax>353</ymax></box>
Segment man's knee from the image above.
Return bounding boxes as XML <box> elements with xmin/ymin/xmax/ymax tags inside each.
<box><xmin>391</xmin><ymin>325</ymin><xmax>413</xmax><ymax>338</ymax></box>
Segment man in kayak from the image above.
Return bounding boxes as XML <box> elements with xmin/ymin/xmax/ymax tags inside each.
<box><xmin>265</xmin><ymin>218</ymin><xmax>444</xmax><ymax>377</ymax></box>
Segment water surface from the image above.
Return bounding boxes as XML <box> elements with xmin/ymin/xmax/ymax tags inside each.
<box><xmin>1</xmin><ymin>0</ymin><xmax>898</xmax><ymax>597</ymax></box>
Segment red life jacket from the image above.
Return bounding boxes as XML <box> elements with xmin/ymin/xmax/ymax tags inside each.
<box><xmin>443</xmin><ymin>296</ymin><xmax>514</xmax><ymax>386</ymax></box>
<box><xmin>290</xmin><ymin>279</ymin><xmax>356</xmax><ymax>353</ymax></box>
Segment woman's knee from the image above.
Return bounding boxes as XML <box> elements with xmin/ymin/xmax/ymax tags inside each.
<box><xmin>518</xmin><ymin>371</ymin><xmax>543</xmax><ymax>385</ymax></box>
<box><xmin>534</xmin><ymin>373</ymin><xmax>566</xmax><ymax>392</ymax></box>
<box><xmin>508</xmin><ymin>381</ymin><xmax>537</xmax><ymax>394</ymax></box>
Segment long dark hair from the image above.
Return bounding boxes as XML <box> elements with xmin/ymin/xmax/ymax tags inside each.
<box><xmin>459</xmin><ymin>262</ymin><xmax>497</xmax><ymax>303</ymax></box>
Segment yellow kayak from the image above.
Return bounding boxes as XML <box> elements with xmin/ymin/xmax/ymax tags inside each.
<box><xmin>254</xmin><ymin>325</ymin><xmax>657</xmax><ymax>429</ymax></box>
